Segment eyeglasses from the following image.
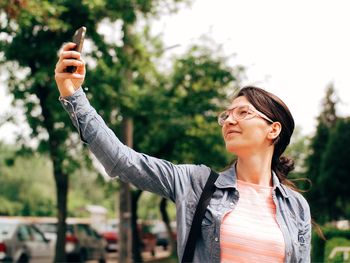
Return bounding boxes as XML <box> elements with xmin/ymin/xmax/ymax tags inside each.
<box><xmin>218</xmin><ymin>105</ymin><xmax>274</xmax><ymax>126</ymax></box>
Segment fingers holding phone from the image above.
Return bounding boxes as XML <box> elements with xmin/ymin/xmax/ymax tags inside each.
<box><xmin>55</xmin><ymin>27</ymin><xmax>86</xmax><ymax>97</ymax></box>
<box><xmin>55</xmin><ymin>42</ymin><xmax>86</xmax><ymax>97</ymax></box>
<box><xmin>57</xmin><ymin>43</ymin><xmax>85</xmax><ymax>74</ymax></box>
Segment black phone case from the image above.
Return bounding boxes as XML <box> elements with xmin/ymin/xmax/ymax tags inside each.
<box><xmin>65</xmin><ymin>27</ymin><xmax>86</xmax><ymax>73</ymax></box>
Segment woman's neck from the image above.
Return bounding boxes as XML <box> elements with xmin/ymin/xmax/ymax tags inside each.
<box><xmin>236</xmin><ymin>155</ymin><xmax>273</xmax><ymax>187</ymax></box>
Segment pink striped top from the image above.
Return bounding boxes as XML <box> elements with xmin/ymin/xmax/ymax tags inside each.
<box><xmin>220</xmin><ymin>179</ymin><xmax>285</xmax><ymax>263</ymax></box>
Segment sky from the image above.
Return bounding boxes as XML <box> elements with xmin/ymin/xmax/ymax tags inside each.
<box><xmin>1</xmin><ymin>0</ymin><xmax>350</xmax><ymax>143</ymax></box>
<box><xmin>150</xmin><ymin>0</ymin><xmax>350</xmax><ymax>135</ymax></box>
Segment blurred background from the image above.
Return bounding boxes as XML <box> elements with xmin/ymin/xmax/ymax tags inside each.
<box><xmin>0</xmin><ymin>0</ymin><xmax>349</xmax><ymax>262</ymax></box>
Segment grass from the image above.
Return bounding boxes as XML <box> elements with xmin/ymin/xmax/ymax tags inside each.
<box><xmin>324</xmin><ymin>237</ymin><xmax>350</xmax><ymax>263</ymax></box>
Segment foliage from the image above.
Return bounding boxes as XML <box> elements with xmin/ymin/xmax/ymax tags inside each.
<box><xmin>0</xmin><ymin>143</ymin><xmax>56</xmax><ymax>216</ymax></box>
<box><xmin>284</xmin><ymin>126</ymin><xmax>310</xmax><ymax>190</ymax></box>
<box><xmin>137</xmin><ymin>191</ymin><xmax>176</xmax><ymax>221</ymax></box>
<box><xmin>320</xmin><ymin>117</ymin><xmax>350</xmax><ymax>221</ymax></box>
<box><xmin>312</xmin><ymin>227</ymin><xmax>350</xmax><ymax>263</ymax></box>
<box><xmin>133</xmin><ymin>44</ymin><xmax>243</xmax><ymax>170</ymax></box>
<box><xmin>317</xmin><ymin>83</ymin><xmax>339</xmax><ymax>128</ymax></box>
<box><xmin>0</xmin><ymin>143</ymin><xmax>116</xmax><ymax>217</ymax></box>
<box><xmin>68</xmin><ymin>166</ymin><xmax>117</xmax><ymax>218</ymax></box>
<box><xmin>0</xmin><ymin>0</ymin><xmax>188</xmax><ymax>260</ymax></box>
<box><xmin>1</xmin><ymin>1</ymin><xmax>244</xmax><ymax>261</ymax></box>
<box><xmin>325</xmin><ymin>237</ymin><xmax>350</xmax><ymax>263</ymax></box>
<box><xmin>305</xmin><ymin>84</ymin><xmax>339</xmax><ymax>223</ymax></box>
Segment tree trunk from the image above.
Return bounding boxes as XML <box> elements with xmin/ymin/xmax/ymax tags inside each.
<box><xmin>131</xmin><ymin>189</ymin><xmax>143</xmax><ymax>262</ymax></box>
<box><xmin>53</xmin><ymin>163</ymin><xmax>68</xmax><ymax>263</ymax></box>
<box><xmin>36</xmin><ymin>85</ymin><xmax>69</xmax><ymax>263</ymax></box>
<box><xmin>119</xmin><ymin>117</ymin><xmax>133</xmax><ymax>263</ymax></box>
<box><xmin>160</xmin><ymin>197</ymin><xmax>177</xmax><ymax>257</ymax></box>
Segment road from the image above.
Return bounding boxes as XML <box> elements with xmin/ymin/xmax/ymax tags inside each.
<box><xmin>87</xmin><ymin>247</ymin><xmax>171</xmax><ymax>263</ymax></box>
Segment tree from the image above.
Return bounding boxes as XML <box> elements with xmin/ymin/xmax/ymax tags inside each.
<box><xmin>305</xmin><ymin>83</ymin><xmax>338</xmax><ymax>223</ymax></box>
<box><xmin>132</xmin><ymin>43</ymin><xmax>244</xmax><ymax>257</ymax></box>
<box><xmin>1</xmin><ymin>1</ymin><xmax>245</xmax><ymax>261</ymax></box>
<box><xmin>283</xmin><ymin>126</ymin><xmax>310</xmax><ymax>192</ymax></box>
<box><xmin>319</xmin><ymin>117</ymin><xmax>350</xmax><ymax>221</ymax></box>
<box><xmin>86</xmin><ymin>22</ymin><xmax>170</xmax><ymax>262</ymax></box>
<box><xmin>0</xmin><ymin>1</ymin><xmax>187</xmax><ymax>261</ymax></box>
<box><xmin>0</xmin><ymin>144</ymin><xmax>56</xmax><ymax>216</ymax></box>
<box><xmin>133</xmin><ymin>44</ymin><xmax>242</xmax><ymax>168</ymax></box>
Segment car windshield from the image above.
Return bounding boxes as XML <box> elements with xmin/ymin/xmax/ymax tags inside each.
<box><xmin>151</xmin><ymin>222</ymin><xmax>166</xmax><ymax>233</ymax></box>
<box><xmin>35</xmin><ymin>223</ymin><xmax>57</xmax><ymax>233</ymax></box>
<box><xmin>0</xmin><ymin>223</ymin><xmax>16</xmax><ymax>238</ymax></box>
<box><xmin>35</xmin><ymin>223</ymin><xmax>76</xmax><ymax>234</ymax></box>
<box><xmin>105</xmin><ymin>221</ymin><xmax>119</xmax><ymax>232</ymax></box>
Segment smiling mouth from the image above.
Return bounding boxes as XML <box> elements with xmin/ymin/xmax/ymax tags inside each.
<box><xmin>225</xmin><ymin>131</ymin><xmax>241</xmax><ymax>138</ymax></box>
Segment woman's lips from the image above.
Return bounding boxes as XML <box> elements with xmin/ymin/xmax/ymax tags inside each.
<box><xmin>225</xmin><ymin>130</ymin><xmax>241</xmax><ymax>138</ymax></box>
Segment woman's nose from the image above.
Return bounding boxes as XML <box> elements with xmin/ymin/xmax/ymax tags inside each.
<box><xmin>224</xmin><ymin>114</ymin><xmax>238</xmax><ymax>125</ymax></box>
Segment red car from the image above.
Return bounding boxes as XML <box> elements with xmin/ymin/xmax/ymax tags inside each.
<box><xmin>101</xmin><ymin>220</ymin><xmax>157</xmax><ymax>255</ymax></box>
<box><xmin>102</xmin><ymin>230</ymin><xmax>118</xmax><ymax>252</ymax></box>
<box><xmin>139</xmin><ymin>222</ymin><xmax>156</xmax><ymax>256</ymax></box>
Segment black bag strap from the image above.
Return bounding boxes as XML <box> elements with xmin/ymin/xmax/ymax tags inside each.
<box><xmin>181</xmin><ymin>169</ymin><xmax>219</xmax><ymax>263</ymax></box>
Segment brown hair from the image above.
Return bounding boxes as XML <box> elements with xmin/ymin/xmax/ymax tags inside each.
<box><xmin>234</xmin><ymin>86</ymin><xmax>296</xmax><ymax>187</ymax></box>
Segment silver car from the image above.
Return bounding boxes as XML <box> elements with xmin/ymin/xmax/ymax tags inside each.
<box><xmin>0</xmin><ymin>218</ymin><xmax>54</xmax><ymax>263</ymax></box>
<box><xmin>34</xmin><ymin>219</ymin><xmax>107</xmax><ymax>263</ymax></box>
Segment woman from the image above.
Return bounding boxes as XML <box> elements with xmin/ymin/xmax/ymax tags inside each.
<box><xmin>55</xmin><ymin>42</ymin><xmax>311</xmax><ymax>263</ymax></box>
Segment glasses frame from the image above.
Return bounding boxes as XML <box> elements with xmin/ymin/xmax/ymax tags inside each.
<box><xmin>218</xmin><ymin>105</ymin><xmax>274</xmax><ymax>126</ymax></box>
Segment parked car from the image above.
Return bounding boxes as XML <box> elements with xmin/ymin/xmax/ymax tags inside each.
<box><xmin>34</xmin><ymin>218</ymin><xmax>107</xmax><ymax>263</ymax></box>
<box><xmin>150</xmin><ymin>221</ymin><xmax>177</xmax><ymax>251</ymax></box>
<box><xmin>101</xmin><ymin>219</ymin><xmax>157</xmax><ymax>255</ymax></box>
<box><xmin>101</xmin><ymin>220</ymin><xmax>118</xmax><ymax>252</ymax></box>
<box><xmin>139</xmin><ymin>222</ymin><xmax>156</xmax><ymax>256</ymax></box>
<box><xmin>0</xmin><ymin>217</ymin><xmax>54</xmax><ymax>263</ymax></box>
<box><xmin>151</xmin><ymin>222</ymin><xmax>169</xmax><ymax>250</ymax></box>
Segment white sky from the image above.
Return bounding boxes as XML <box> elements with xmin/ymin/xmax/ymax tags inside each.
<box><xmin>151</xmin><ymin>0</ymin><xmax>350</xmax><ymax>135</ymax></box>
<box><xmin>1</xmin><ymin>0</ymin><xmax>350</xmax><ymax>143</ymax></box>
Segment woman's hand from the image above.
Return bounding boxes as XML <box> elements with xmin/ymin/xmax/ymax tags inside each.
<box><xmin>55</xmin><ymin>42</ymin><xmax>86</xmax><ymax>97</ymax></box>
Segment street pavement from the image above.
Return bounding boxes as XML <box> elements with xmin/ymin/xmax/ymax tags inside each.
<box><xmin>87</xmin><ymin>247</ymin><xmax>171</xmax><ymax>263</ymax></box>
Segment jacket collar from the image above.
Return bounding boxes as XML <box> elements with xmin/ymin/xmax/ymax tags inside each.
<box><xmin>215</xmin><ymin>164</ymin><xmax>237</xmax><ymax>189</ymax></box>
<box><xmin>272</xmin><ymin>171</ymin><xmax>290</xmax><ymax>198</ymax></box>
<box><xmin>214</xmin><ymin>162</ymin><xmax>290</xmax><ymax>199</ymax></box>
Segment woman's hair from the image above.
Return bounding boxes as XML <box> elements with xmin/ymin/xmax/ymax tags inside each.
<box><xmin>234</xmin><ymin>86</ymin><xmax>296</xmax><ymax>187</ymax></box>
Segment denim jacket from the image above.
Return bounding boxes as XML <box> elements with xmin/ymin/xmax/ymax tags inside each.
<box><xmin>60</xmin><ymin>88</ymin><xmax>311</xmax><ymax>263</ymax></box>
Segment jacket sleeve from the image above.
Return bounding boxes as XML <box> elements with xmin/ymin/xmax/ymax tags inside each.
<box><xmin>303</xmin><ymin>199</ymin><xmax>312</xmax><ymax>263</ymax></box>
<box><xmin>59</xmin><ymin>88</ymin><xmax>210</xmax><ymax>202</ymax></box>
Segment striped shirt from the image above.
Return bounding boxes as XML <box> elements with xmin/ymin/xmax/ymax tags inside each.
<box><xmin>220</xmin><ymin>179</ymin><xmax>285</xmax><ymax>263</ymax></box>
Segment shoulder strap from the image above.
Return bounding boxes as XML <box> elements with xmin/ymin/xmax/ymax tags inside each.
<box><xmin>181</xmin><ymin>169</ymin><xmax>220</xmax><ymax>263</ymax></box>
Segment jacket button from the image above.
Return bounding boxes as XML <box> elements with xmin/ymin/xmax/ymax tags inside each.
<box><xmin>214</xmin><ymin>237</ymin><xmax>218</xmax><ymax>242</ymax></box>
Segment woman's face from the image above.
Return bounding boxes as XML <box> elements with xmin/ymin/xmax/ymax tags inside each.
<box><xmin>221</xmin><ymin>96</ymin><xmax>273</xmax><ymax>156</ymax></box>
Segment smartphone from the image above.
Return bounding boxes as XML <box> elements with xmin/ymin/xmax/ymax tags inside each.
<box><xmin>65</xmin><ymin>26</ymin><xmax>86</xmax><ymax>73</ymax></box>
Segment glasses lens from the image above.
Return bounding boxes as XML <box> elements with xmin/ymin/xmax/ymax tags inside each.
<box><xmin>218</xmin><ymin>111</ymin><xmax>229</xmax><ymax>126</ymax></box>
<box><xmin>233</xmin><ymin>105</ymin><xmax>250</xmax><ymax>120</ymax></box>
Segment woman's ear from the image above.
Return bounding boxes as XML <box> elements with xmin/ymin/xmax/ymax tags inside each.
<box><xmin>267</xmin><ymin>122</ymin><xmax>282</xmax><ymax>140</ymax></box>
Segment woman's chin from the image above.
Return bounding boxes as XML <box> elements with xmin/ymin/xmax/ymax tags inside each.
<box><xmin>225</xmin><ymin>143</ymin><xmax>238</xmax><ymax>154</ymax></box>
<box><xmin>225</xmin><ymin>141</ymin><xmax>249</xmax><ymax>155</ymax></box>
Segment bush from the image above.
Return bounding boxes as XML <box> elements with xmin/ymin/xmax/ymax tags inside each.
<box><xmin>325</xmin><ymin>237</ymin><xmax>350</xmax><ymax>263</ymax></box>
<box><xmin>312</xmin><ymin>227</ymin><xmax>350</xmax><ymax>262</ymax></box>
